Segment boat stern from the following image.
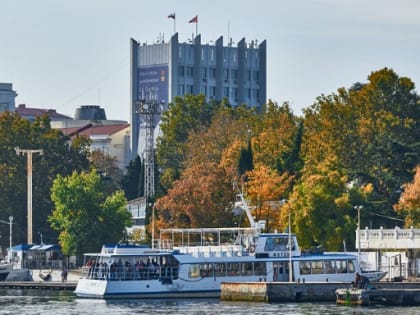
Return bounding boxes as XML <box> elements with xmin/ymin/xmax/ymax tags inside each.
<box><xmin>74</xmin><ymin>279</ymin><xmax>107</xmax><ymax>298</ymax></box>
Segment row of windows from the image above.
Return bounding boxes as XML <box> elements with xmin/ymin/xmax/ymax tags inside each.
<box><xmin>178</xmin><ymin>67</ymin><xmax>259</xmax><ymax>82</ymax></box>
<box><xmin>188</xmin><ymin>262</ymin><xmax>267</xmax><ymax>279</ymax></box>
<box><xmin>178</xmin><ymin>85</ymin><xmax>260</xmax><ymax>100</ymax></box>
<box><xmin>298</xmin><ymin>259</ymin><xmax>356</xmax><ymax>275</ymax></box>
<box><xmin>178</xmin><ymin>46</ymin><xmax>260</xmax><ymax>66</ymax></box>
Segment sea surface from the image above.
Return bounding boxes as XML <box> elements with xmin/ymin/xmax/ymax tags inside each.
<box><xmin>1</xmin><ymin>289</ymin><xmax>420</xmax><ymax>315</ymax></box>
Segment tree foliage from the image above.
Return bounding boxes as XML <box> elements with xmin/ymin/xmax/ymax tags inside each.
<box><xmin>0</xmin><ymin>112</ymin><xmax>90</xmax><ymax>248</ymax></box>
<box><xmin>49</xmin><ymin>169</ymin><xmax>132</xmax><ymax>257</ymax></box>
<box><xmin>156</xmin><ymin>94</ymin><xmax>220</xmax><ymax>192</ymax></box>
<box><xmin>394</xmin><ymin>165</ymin><xmax>420</xmax><ymax>226</ymax></box>
<box><xmin>121</xmin><ymin>156</ymin><xmax>143</xmax><ymax>200</ymax></box>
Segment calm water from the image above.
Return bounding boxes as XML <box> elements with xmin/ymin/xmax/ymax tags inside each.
<box><xmin>1</xmin><ymin>289</ymin><xmax>420</xmax><ymax>315</ymax></box>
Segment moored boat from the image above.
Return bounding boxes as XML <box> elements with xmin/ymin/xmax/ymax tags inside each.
<box><xmin>74</xmin><ymin>192</ymin><xmax>386</xmax><ymax>299</ymax></box>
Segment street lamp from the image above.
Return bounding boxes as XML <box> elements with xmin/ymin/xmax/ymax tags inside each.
<box><xmin>8</xmin><ymin>216</ymin><xmax>12</xmax><ymax>263</ymax></box>
<box><xmin>354</xmin><ymin>205</ymin><xmax>363</xmax><ymax>262</ymax></box>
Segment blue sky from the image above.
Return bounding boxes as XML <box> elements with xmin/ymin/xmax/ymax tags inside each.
<box><xmin>1</xmin><ymin>0</ymin><xmax>419</xmax><ymax>121</ymax></box>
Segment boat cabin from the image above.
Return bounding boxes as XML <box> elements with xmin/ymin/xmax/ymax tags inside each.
<box><xmin>255</xmin><ymin>233</ymin><xmax>301</xmax><ymax>258</ymax></box>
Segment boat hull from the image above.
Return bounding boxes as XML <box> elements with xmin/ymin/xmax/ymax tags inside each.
<box><xmin>75</xmin><ymin>278</ymin><xmax>221</xmax><ymax>299</ymax></box>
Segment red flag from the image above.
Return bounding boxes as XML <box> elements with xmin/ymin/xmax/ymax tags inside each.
<box><xmin>168</xmin><ymin>13</ymin><xmax>175</xmax><ymax>20</ymax></box>
<box><xmin>189</xmin><ymin>15</ymin><xmax>198</xmax><ymax>23</ymax></box>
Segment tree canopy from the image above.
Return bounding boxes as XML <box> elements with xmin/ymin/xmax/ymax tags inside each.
<box><xmin>49</xmin><ymin>169</ymin><xmax>132</xmax><ymax>257</ymax></box>
<box><xmin>0</xmin><ymin>112</ymin><xmax>90</xmax><ymax>248</ymax></box>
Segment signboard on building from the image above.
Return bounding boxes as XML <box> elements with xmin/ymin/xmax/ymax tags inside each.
<box><xmin>137</xmin><ymin>65</ymin><xmax>168</xmax><ymax>103</ymax></box>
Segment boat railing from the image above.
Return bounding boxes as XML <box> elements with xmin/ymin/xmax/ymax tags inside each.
<box><xmin>159</xmin><ymin>227</ymin><xmax>258</xmax><ymax>253</ymax></box>
<box><xmin>174</xmin><ymin>244</ymin><xmax>250</xmax><ymax>257</ymax></box>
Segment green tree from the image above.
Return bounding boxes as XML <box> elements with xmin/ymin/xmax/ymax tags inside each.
<box><xmin>156</xmin><ymin>94</ymin><xmax>221</xmax><ymax>192</ymax></box>
<box><xmin>49</xmin><ymin>169</ymin><xmax>132</xmax><ymax>257</ymax></box>
<box><xmin>0</xmin><ymin>112</ymin><xmax>90</xmax><ymax>247</ymax></box>
<box><xmin>121</xmin><ymin>156</ymin><xmax>143</xmax><ymax>200</ymax></box>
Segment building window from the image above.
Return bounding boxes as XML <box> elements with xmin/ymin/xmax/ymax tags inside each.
<box><xmin>186</xmin><ymin>67</ymin><xmax>193</xmax><ymax>77</ymax></box>
<box><xmin>179</xmin><ymin>66</ymin><xmax>185</xmax><ymax>77</ymax></box>
<box><xmin>209</xmin><ymin>68</ymin><xmax>216</xmax><ymax>79</ymax></box>
<box><xmin>201</xmin><ymin>68</ymin><xmax>207</xmax><ymax>81</ymax></box>
<box><xmin>232</xmin><ymin>69</ymin><xmax>238</xmax><ymax>83</ymax></box>
<box><xmin>224</xmin><ymin>87</ymin><xmax>229</xmax><ymax>97</ymax></box>
<box><xmin>187</xmin><ymin>85</ymin><xmax>194</xmax><ymax>94</ymax></box>
<box><xmin>178</xmin><ymin>85</ymin><xmax>185</xmax><ymax>95</ymax></box>
<box><xmin>210</xmin><ymin>86</ymin><xmax>216</xmax><ymax>97</ymax></box>
<box><xmin>210</xmin><ymin>48</ymin><xmax>214</xmax><ymax>61</ymax></box>
<box><xmin>233</xmin><ymin>88</ymin><xmax>238</xmax><ymax>101</ymax></box>
<box><xmin>223</xmin><ymin>69</ymin><xmax>229</xmax><ymax>82</ymax></box>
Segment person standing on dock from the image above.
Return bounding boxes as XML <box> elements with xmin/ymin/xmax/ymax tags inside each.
<box><xmin>61</xmin><ymin>267</ymin><xmax>68</xmax><ymax>283</ymax></box>
<box><xmin>354</xmin><ymin>272</ymin><xmax>369</xmax><ymax>289</ymax></box>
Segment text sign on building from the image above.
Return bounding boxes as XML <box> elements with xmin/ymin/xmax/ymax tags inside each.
<box><xmin>137</xmin><ymin>65</ymin><xmax>169</xmax><ymax>103</ymax></box>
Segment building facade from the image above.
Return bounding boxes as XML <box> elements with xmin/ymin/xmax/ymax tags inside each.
<box><xmin>130</xmin><ymin>33</ymin><xmax>267</xmax><ymax>159</ymax></box>
<box><xmin>0</xmin><ymin>83</ymin><xmax>17</xmax><ymax>114</ymax></box>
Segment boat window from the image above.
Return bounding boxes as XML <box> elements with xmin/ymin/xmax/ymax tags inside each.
<box><xmin>347</xmin><ymin>260</ymin><xmax>355</xmax><ymax>273</ymax></box>
<box><xmin>241</xmin><ymin>262</ymin><xmax>253</xmax><ymax>276</ymax></box>
<box><xmin>214</xmin><ymin>263</ymin><xmax>226</xmax><ymax>277</ymax></box>
<box><xmin>189</xmin><ymin>264</ymin><xmax>201</xmax><ymax>278</ymax></box>
<box><xmin>264</xmin><ymin>238</ymin><xmax>273</xmax><ymax>251</ymax></box>
<box><xmin>311</xmin><ymin>261</ymin><xmax>323</xmax><ymax>274</ymax></box>
<box><xmin>264</xmin><ymin>237</ymin><xmax>288</xmax><ymax>251</ymax></box>
<box><xmin>336</xmin><ymin>260</ymin><xmax>347</xmax><ymax>273</ymax></box>
<box><xmin>227</xmin><ymin>263</ymin><xmax>240</xmax><ymax>277</ymax></box>
<box><xmin>299</xmin><ymin>261</ymin><xmax>311</xmax><ymax>275</ymax></box>
<box><xmin>199</xmin><ymin>263</ymin><xmax>213</xmax><ymax>277</ymax></box>
<box><xmin>324</xmin><ymin>260</ymin><xmax>336</xmax><ymax>274</ymax></box>
<box><xmin>254</xmin><ymin>262</ymin><xmax>266</xmax><ymax>276</ymax></box>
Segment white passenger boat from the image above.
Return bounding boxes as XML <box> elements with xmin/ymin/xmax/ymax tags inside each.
<box><xmin>75</xmin><ymin>193</ymin><xmax>386</xmax><ymax>299</ymax></box>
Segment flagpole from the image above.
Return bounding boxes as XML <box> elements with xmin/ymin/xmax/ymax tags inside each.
<box><xmin>196</xmin><ymin>14</ymin><xmax>198</xmax><ymax>36</ymax></box>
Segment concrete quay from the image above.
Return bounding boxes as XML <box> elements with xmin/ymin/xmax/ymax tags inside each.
<box><xmin>336</xmin><ymin>287</ymin><xmax>420</xmax><ymax>306</ymax></box>
<box><xmin>220</xmin><ymin>281</ymin><xmax>420</xmax><ymax>303</ymax></box>
<box><xmin>0</xmin><ymin>281</ymin><xmax>76</xmax><ymax>291</ymax></box>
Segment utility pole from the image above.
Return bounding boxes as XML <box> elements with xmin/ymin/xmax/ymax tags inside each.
<box><xmin>15</xmin><ymin>148</ymin><xmax>43</xmax><ymax>244</ymax></box>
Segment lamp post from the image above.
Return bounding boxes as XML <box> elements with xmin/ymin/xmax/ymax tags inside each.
<box><xmin>354</xmin><ymin>205</ymin><xmax>363</xmax><ymax>262</ymax></box>
<box><xmin>288</xmin><ymin>203</ymin><xmax>293</xmax><ymax>283</ymax></box>
<box><xmin>8</xmin><ymin>216</ymin><xmax>12</xmax><ymax>263</ymax></box>
<box><xmin>15</xmin><ymin>147</ymin><xmax>43</xmax><ymax>244</ymax></box>
<box><xmin>280</xmin><ymin>198</ymin><xmax>293</xmax><ymax>282</ymax></box>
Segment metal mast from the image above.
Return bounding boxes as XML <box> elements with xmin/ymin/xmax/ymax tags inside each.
<box><xmin>136</xmin><ymin>99</ymin><xmax>162</xmax><ymax>201</ymax></box>
<box><xmin>15</xmin><ymin>147</ymin><xmax>43</xmax><ymax>244</ymax></box>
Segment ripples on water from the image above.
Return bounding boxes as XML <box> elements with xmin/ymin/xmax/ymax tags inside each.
<box><xmin>1</xmin><ymin>289</ymin><xmax>420</xmax><ymax>315</ymax></box>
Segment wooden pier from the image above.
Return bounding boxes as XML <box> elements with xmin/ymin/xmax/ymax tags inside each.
<box><xmin>0</xmin><ymin>281</ymin><xmax>76</xmax><ymax>291</ymax></box>
<box><xmin>336</xmin><ymin>287</ymin><xmax>420</xmax><ymax>306</ymax></box>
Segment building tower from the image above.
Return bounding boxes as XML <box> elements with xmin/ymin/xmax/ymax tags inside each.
<box><xmin>130</xmin><ymin>33</ymin><xmax>267</xmax><ymax>160</ymax></box>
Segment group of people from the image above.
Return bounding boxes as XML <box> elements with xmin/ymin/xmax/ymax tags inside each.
<box><xmin>85</xmin><ymin>257</ymin><xmax>178</xmax><ymax>281</ymax></box>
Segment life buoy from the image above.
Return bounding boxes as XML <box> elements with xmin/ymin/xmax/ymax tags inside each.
<box><xmin>248</xmin><ymin>245</ymin><xmax>255</xmax><ymax>253</ymax></box>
